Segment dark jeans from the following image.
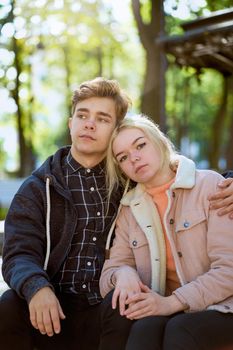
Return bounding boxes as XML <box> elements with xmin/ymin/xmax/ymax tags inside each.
<box><xmin>0</xmin><ymin>289</ymin><xmax>101</xmax><ymax>350</ymax></box>
<box><xmin>99</xmin><ymin>290</ymin><xmax>233</xmax><ymax>350</ymax></box>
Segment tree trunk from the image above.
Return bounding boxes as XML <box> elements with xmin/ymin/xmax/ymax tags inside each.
<box><xmin>208</xmin><ymin>75</ymin><xmax>228</xmax><ymax>170</ymax></box>
<box><xmin>62</xmin><ymin>44</ymin><xmax>72</xmax><ymax>145</ymax></box>
<box><xmin>132</xmin><ymin>0</ymin><xmax>166</xmax><ymax>130</ymax></box>
<box><xmin>10</xmin><ymin>0</ymin><xmax>35</xmax><ymax>177</ymax></box>
<box><xmin>225</xmin><ymin>75</ymin><xmax>233</xmax><ymax>169</ymax></box>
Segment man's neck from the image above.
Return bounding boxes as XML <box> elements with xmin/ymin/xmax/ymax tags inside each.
<box><xmin>70</xmin><ymin>149</ymin><xmax>105</xmax><ymax>169</ymax></box>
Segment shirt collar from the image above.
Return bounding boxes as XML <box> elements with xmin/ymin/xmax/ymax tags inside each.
<box><xmin>66</xmin><ymin>151</ymin><xmax>105</xmax><ymax>175</ymax></box>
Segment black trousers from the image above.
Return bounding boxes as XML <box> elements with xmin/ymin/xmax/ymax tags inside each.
<box><xmin>0</xmin><ymin>289</ymin><xmax>101</xmax><ymax>350</ymax></box>
<box><xmin>99</xmin><ymin>291</ymin><xmax>233</xmax><ymax>350</ymax></box>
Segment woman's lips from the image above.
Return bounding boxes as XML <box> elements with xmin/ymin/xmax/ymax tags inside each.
<box><xmin>135</xmin><ymin>164</ymin><xmax>147</xmax><ymax>174</ymax></box>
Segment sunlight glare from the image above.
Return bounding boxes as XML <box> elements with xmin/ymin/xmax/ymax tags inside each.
<box><xmin>1</xmin><ymin>23</ymin><xmax>15</xmax><ymax>38</ymax></box>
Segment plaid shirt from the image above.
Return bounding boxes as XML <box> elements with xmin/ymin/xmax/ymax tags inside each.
<box><xmin>53</xmin><ymin>152</ymin><xmax>120</xmax><ymax>304</ymax></box>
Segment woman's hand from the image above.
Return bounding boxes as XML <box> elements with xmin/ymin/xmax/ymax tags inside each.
<box><xmin>124</xmin><ymin>282</ymin><xmax>186</xmax><ymax>319</ymax></box>
<box><xmin>112</xmin><ymin>266</ymin><xmax>142</xmax><ymax>316</ymax></box>
<box><xmin>209</xmin><ymin>178</ymin><xmax>233</xmax><ymax>219</ymax></box>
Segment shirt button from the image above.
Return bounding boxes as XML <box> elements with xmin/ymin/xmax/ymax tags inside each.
<box><xmin>170</xmin><ymin>219</ymin><xmax>174</xmax><ymax>224</ymax></box>
<box><xmin>132</xmin><ymin>240</ymin><xmax>137</xmax><ymax>247</ymax></box>
<box><xmin>90</xmin><ymin>187</ymin><xmax>95</xmax><ymax>191</ymax></box>
<box><xmin>87</xmin><ymin>261</ymin><xmax>92</xmax><ymax>266</ymax></box>
<box><xmin>82</xmin><ymin>284</ymin><xmax>87</xmax><ymax>289</ymax></box>
<box><xmin>93</xmin><ymin>236</ymin><xmax>97</xmax><ymax>241</ymax></box>
<box><xmin>184</xmin><ymin>221</ymin><xmax>189</xmax><ymax>228</ymax></box>
<box><xmin>177</xmin><ymin>251</ymin><xmax>182</xmax><ymax>257</ymax></box>
<box><xmin>86</xmin><ymin>169</ymin><xmax>91</xmax><ymax>173</ymax></box>
<box><xmin>97</xmin><ymin>212</ymin><xmax>100</xmax><ymax>216</ymax></box>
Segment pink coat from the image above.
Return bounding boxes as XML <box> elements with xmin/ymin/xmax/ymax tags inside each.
<box><xmin>100</xmin><ymin>156</ymin><xmax>233</xmax><ymax>313</ymax></box>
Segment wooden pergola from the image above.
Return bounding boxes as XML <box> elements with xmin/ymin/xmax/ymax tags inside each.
<box><xmin>159</xmin><ymin>7</ymin><xmax>233</xmax><ymax>75</ymax></box>
<box><xmin>158</xmin><ymin>7</ymin><xmax>233</xmax><ymax>169</ymax></box>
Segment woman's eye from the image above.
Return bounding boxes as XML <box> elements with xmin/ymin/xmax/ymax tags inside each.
<box><xmin>137</xmin><ymin>142</ymin><xmax>146</xmax><ymax>150</ymax></box>
<box><xmin>119</xmin><ymin>155</ymin><xmax>127</xmax><ymax>163</ymax></box>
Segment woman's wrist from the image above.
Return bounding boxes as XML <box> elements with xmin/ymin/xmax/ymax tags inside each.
<box><xmin>168</xmin><ymin>294</ymin><xmax>188</xmax><ymax>313</ymax></box>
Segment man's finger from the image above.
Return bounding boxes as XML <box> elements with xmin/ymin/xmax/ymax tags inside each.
<box><xmin>29</xmin><ymin>307</ymin><xmax>38</xmax><ymax>330</ymax></box>
<box><xmin>218</xmin><ymin>178</ymin><xmax>233</xmax><ymax>188</ymax></box>
<box><xmin>36</xmin><ymin>311</ymin><xmax>46</xmax><ymax>335</ymax></box>
<box><xmin>217</xmin><ymin>204</ymin><xmax>233</xmax><ymax>216</ymax></box>
<box><xmin>210</xmin><ymin>198</ymin><xmax>231</xmax><ymax>209</ymax></box>
<box><xmin>42</xmin><ymin>309</ymin><xmax>54</xmax><ymax>336</ymax></box>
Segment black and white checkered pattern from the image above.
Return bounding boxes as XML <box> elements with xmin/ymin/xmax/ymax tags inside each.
<box><xmin>53</xmin><ymin>152</ymin><xmax>120</xmax><ymax>304</ymax></box>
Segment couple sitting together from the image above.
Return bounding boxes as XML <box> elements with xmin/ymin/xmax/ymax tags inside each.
<box><xmin>1</xmin><ymin>77</ymin><xmax>233</xmax><ymax>350</ymax></box>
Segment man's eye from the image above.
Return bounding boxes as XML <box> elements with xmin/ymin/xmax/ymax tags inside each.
<box><xmin>99</xmin><ymin>117</ymin><xmax>109</xmax><ymax>123</ymax></box>
<box><xmin>77</xmin><ymin>114</ymin><xmax>86</xmax><ymax>119</ymax></box>
<box><xmin>137</xmin><ymin>142</ymin><xmax>146</xmax><ymax>150</ymax></box>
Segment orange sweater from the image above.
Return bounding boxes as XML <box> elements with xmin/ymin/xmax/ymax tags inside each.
<box><xmin>146</xmin><ymin>180</ymin><xmax>180</xmax><ymax>295</ymax></box>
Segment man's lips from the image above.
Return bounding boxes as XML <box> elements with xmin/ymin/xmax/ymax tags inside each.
<box><xmin>135</xmin><ymin>164</ymin><xmax>147</xmax><ymax>174</ymax></box>
<box><xmin>80</xmin><ymin>134</ymin><xmax>95</xmax><ymax>141</ymax></box>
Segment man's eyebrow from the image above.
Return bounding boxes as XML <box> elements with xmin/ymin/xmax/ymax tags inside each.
<box><xmin>76</xmin><ymin>108</ymin><xmax>112</xmax><ymax>119</ymax></box>
<box><xmin>115</xmin><ymin>136</ymin><xmax>145</xmax><ymax>158</ymax></box>
<box><xmin>96</xmin><ymin>111</ymin><xmax>113</xmax><ymax>119</ymax></box>
<box><xmin>76</xmin><ymin>107</ymin><xmax>88</xmax><ymax>112</ymax></box>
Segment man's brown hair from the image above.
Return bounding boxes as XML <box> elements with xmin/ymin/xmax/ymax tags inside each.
<box><xmin>72</xmin><ymin>77</ymin><xmax>131</xmax><ymax>122</ymax></box>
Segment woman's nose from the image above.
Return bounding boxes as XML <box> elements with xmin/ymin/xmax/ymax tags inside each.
<box><xmin>130</xmin><ymin>153</ymin><xmax>140</xmax><ymax>162</ymax></box>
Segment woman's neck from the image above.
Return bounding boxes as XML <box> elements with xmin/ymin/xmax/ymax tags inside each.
<box><xmin>144</xmin><ymin>164</ymin><xmax>175</xmax><ymax>189</ymax></box>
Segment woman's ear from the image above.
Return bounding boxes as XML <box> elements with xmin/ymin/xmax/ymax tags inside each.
<box><xmin>169</xmin><ymin>158</ymin><xmax>179</xmax><ymax>172</ymax></box>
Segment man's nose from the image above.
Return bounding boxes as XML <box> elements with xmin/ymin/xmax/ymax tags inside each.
<box><xmin>84</xmin><ymin>117</ymin><xmax>96</xmax><ymax>130</ymax></box>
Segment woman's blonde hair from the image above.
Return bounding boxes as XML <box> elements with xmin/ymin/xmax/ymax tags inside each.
<box><xmin>106</xmin><ymin>114</ymin><xmax>177</xmax><ymax>201</ymax></box>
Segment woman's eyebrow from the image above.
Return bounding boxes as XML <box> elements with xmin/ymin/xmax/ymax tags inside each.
<box><xmin>115</xmin><ymin>136</ymin><xmax>145</xmax><ymax>158</ymax></box>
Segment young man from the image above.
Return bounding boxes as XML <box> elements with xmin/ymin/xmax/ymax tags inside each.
<box><xmin>0</xmin><ymin>77</ymin><xmax>131</xmax><ymax>350</ymax></box>
<box><xmin>0</xmin><ymin>77</ymin><xmax>232</xmax><ymax>350</ymax></box>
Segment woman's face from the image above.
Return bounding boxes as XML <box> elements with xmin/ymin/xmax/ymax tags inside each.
<box><xmin>112</xmin><ymin>127</ymin><xmax>164</xmax><ymax>188</ymax></box>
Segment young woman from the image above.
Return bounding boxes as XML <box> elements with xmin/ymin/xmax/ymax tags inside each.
<box><xmin>99</xmin><ymin>114</ymin><xmax>233</xmax><ymax>350</ymax></box>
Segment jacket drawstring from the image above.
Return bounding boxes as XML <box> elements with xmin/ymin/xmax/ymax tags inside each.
<box><xmin>105</xmin><ymin>179</ymin><xmax>130</xmax><ymax>259</ymax></box>
<box><xmin>44</xmin><ymin>177</ymin><xmax>51</xmax><ymax>270</ymax></box>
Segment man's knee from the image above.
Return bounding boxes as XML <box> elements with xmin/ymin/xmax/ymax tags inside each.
<box><xmin>0</xmin><ymin>289</ymin><xmax>29</xmax><ymax>328</ymax></box>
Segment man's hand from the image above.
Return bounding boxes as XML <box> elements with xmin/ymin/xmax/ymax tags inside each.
<box><xmin>209</xmin><ymin>178</ymin><xmax>233</xmax><ymax>219</ymax></box>
<box><xmin>124</xmin><ymin>282</ymin><xmax>186</xmax><ymax>319</ymax></box>
<box><xmin>29</xmin><ymin>286</ymin><xmax>66</xmax><ymax>337</ymax></box>
<box><xmin>112</xmin><ymin>266</ymin><xmax>142</xmax><ymax>316</ymax></box>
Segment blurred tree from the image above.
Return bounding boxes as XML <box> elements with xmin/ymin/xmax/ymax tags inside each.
<box><xmin>1</xmin><ymin>0</ymin><xmax>232</xmax><ymax>175</ymax></box>
<box><xmin>131</xmin><ymin>0</ymin><xmax>166</xmax><ymax>129</ymax></box>
<box><xmin>164</xmin><ymin>0</ymin><xmax>233</xmax><ymax>170</ymax></box>
<box><xmin>0</xmin><ymin>0</ymin><xmax>142</xmax><ymax>175</ymax></box>
<box><xmin>1</xmin><ymin>0</ymin><xmax>36</xmax><ymax>176</ymax></box>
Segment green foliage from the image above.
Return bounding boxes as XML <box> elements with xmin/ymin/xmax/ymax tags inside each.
<box><xmin>0</xmin><ymin>0</ymin><xmax>143</xmax><ymax>175</ymax></box>
<box><xmin>205</xmin><ymin>0</ymin><xmax>233</xmax><ymax>12</ymax></box>
<box><xmin>0</xmin><ymin>206</ymin><xmax>8</xmax><ymax>221</ymax></box>
<box><xmin>0</xmin><ymin>0</ymin><xmax>232</xmax><ymax>174</ymax></box>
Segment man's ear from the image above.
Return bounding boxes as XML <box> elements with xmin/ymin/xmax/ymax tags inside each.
<box><xmin>68</xmin><ymin>117</ymin><xmax>72</xmax><ymax>130</ymax></box>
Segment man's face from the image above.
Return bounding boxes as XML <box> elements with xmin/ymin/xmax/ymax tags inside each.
<box><xmin>69</xmin><ymin>96</ymin><xmax>117</xmax><ymax>167</ymax></box>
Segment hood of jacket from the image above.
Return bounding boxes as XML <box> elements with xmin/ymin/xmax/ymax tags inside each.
<box><xmin>32</xmin><ymin>146</ymin><xmax>71</xmax><ymax>191</ymax></box>
<box><xmin>121</xmin><ymin>155</ymin><xmax>196</xmax><ymax>206</ymax></box>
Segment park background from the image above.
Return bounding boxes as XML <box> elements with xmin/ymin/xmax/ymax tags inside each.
<box><xmin>0</xmin><ymin>0</ymin><xmax>233</xmax><ymax>218</ymax></box>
